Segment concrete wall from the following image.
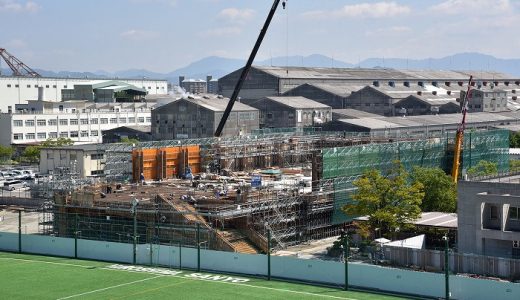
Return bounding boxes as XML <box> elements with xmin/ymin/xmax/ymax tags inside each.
<box><xmin>458</xmin><ymin>181</ymin><xmax>520</xmax><ymax>257</ymax></box>
<box><xmin>0</xmin><ymin>233</ymin><xmax>519</xmax><ymax>300</ymax></box>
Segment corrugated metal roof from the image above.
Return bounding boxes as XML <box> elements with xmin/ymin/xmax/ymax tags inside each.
<box><xmin>254</xmin><ymin>66</ymin><xmax>514</xmax><ymax>80</ymax></box>
<box><xmin>332</xmin><ymin>109</ymin><xmax>383</xmax><ymax>119</ymax></box>
<box><xmin>264</xmin><ymin>96</ymin><xmax>330</xmax><ymax>109</ymax></box>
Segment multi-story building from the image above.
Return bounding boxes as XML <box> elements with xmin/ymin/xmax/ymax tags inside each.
<box><xmin>243</xmin><ymin>96</ymin><xmax>331</xmax><ymax>129</ymax></box>
<box><xmin>461</xmin><ymin>87</ymin><xmax>509</xmax><ymax>112</ymax></box>
<box><xmin>39</xmin><ymin>144</ymin><xmax>109</xmax><ymax>178</ymax></box>
<box><xmin>181</xmin><ymin>78</ymin><xmax>207</xmax><ymax>94</ymax></box>
<box><xmin>207</xmin><ymin>76</ymin><xmax>218</xmax><ymax>94</ymax></box>
<box><xmin>0</xmin><ymin>76</ymin><xmax>167</xmax><ymax>112</ymax></box>
<box><xmin>152</xmin><ymin>95</ymin><xmax>259</xmax><ymax>139</ymax></box>
<box><xmin>458</xmin><ymin>178</ymin><xmax>520</xmax><ymax>259</ymax></box>
<box><xmin>0</xmin><ymin>100</ymin><xmax>154</xmax><ymax>145</ymax></box>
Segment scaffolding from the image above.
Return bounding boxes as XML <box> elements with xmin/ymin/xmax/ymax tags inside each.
<box><xmin>322</xmin><ymin>129</ymin><xmax>510</xmax><ymax>224</ymax></box>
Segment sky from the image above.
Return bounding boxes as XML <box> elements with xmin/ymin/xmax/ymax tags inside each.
<box><xmin>0</xmin><ymin>0</ymin><xmax>519</xmax><ymax>73</ymax></box>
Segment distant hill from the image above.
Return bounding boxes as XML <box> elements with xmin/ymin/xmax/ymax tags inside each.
<box><xmin>2</xmin><ymin>53</ymin><xmax>518</xmax><ymax>81</ymax></box>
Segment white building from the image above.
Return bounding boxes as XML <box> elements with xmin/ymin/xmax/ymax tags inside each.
<box><xmin>39</xmin><ymin>144</ymin><xmax>108</xmax><ymax>178</ymax></box>
<box><xmin>0</xmin><ymin>100</ymin><xmax>154</xmax><ymax>145</ymax></box>
<box><xmin>0</xmin><ymin>76</ymin><xmax>168</xmax><ymax>112</ymax></box>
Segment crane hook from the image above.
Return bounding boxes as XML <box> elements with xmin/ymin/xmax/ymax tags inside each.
<box><xmin>282</xmin><ymin>1</ymin><xmax>287</xmax><ymax>10</ymax></box>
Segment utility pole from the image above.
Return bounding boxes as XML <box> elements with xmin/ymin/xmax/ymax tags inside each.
<box><xmin>131</xmin><ymin>198</ymin><xmax>139</xmax><ymax>265</ymax></box>
<box><xmin>341</xmin><ymin>229</ymin><xmax>349</xmax><ymax>291</ymax></box>
<box><xmin>267</xmin><ymin>229</ymin><xmax>271</xmax><ymax>281</ymax></box>
<box><xmin>444</xmin><ymin>234</ymin><xmax>450</xmax><ymax>300</ymax></box>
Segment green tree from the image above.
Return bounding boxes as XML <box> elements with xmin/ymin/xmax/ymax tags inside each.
<box><xmin>0</xmin><ymin>145</ymin><xmax>14</xmax><ymax>163</ymax></box>
<box><xmin>510</xmin><ymin>160</ymin><xmax>520</xmax><ymax>172</ymax></box>
<box><xmin>120</xmin><ymin>137</ymin><xmax>140</xmax><ymax>145</ymax></box>
<box><xmin>510</xmin><ymin>132</ymin><xmax>520</xmax><ymax>148</ymax></box>
<box><xmin>41</xmin><ymin>137</ymin><xmax>74</xmax><ymax>148</ymax></box>
<box><xmin>21</xmin><ymin>146</ymin><xmax>41</xmax><ymax>163</ymax></box>
<box><xmin>467</xmin><ymin>160</ymin><xmax>498</xmax><ymax>177</ymax></box>
<box><xmin>411</xmin><ymin>167</ymin><xmax>457</xmax><ymax>213</ymax></box>
<box><xmin>343</xmin><ymin>162</ymin><xmax>424</xmax><ymax>238</ymax></box>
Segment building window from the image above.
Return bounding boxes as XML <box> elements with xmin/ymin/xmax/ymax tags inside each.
<box><xmin>53</xmin><ymin>85</ymin><xmax>57</xmax><ymax>88</ymax></box>
<box><xmin>80</xmin><ymin>119</ymin><xmax>89</xmax><ymax>125</ymax></box>
<box><xmin>70</xmin><ymin>131</ymin><xmax>78</xmax><ymax>137</ymax></box>
<box><xmin>146</xmin><ymin>117</ymin><xmax>151</xmax><ymax>122</ymax></box>
<box><xmin>91</xmin><ymin>130</ymin><xmax>99</xmax><ymax>136</ymax></box>
<box><xmin>91</xmin><ymin>170</ymin><xmax>104</xmax><ymax>175</ymax></box>
<box><xmin>119</xmin><ymin>118</ymin><xmax>127</xmax><ymax>123</ymax></box>
<box><xmin>7</xmin><ymin>84</ymin><xmax>11</xmax><ymax>88</ymax></box>
<box><xmin>27</xmin><ymin>85</ymin><xmax>31</xmax><ymax>88</ymax></box>
<box><xmin>25</xmin><ymin>120</ymin><xmax>35</xmax><ymax>126</ymax></box>
<box><xmin>80</xmin><ymin>130</ymin><xmax>88</xmax><ymax>137</ymax></box>
<box><xmin>510</xmin><ymin>207</ymin><xmax>519</xmax><ymax>220</ymax></box>
<box><xmin>70</xmin><ymin>153</ymin><xmax>77</xmax><ymax>161</ymax></box>
<box><xmin>59</xmin><ymin>132</ymin><xmax>69</xmax><ymax>138</ymax></box>
<box><xmin>45</xmin><ymin>85</ymin><xmax>49</xmax><ymax>88</ymax></box>
<box><xmin>129</xmin><ymin>117</ymin><xmax>136</xmax><ymax>123</ymax></box>
<box><xmin>90</xmin><ymin>118</ymin><xmax>99</xmax><ymax>124</ymax></box>
<box><xmin>37</xmin><ymin>132</ymin><xmax>46</xmax><ymax>139</ymax></box>
<box><xmin>59</xmin><ymin>105</ymin><xmax>64</xmax><ymax>112</ymax></box>
<box><xmin>138</xmin><ymin>117</ymin><xmax>145</xmax><ymax>123</ymax></box>
<box><xmin>63</xmin><ymin>85</ymin><xmax>67</xmax><ymax>89</ymax></box>
<box><xmin>49</xmin><ymin>132</ymin><xmax>57</xmax><ymax>139</ymax></box>
<box><xmin>490</xmin><ymin>205</ymin><xmax>499</xmax><ymax>220</ymax></box>
<box><xmin>70</xmin><ymin>119</ymin><xmax>78</xmax><ymax>125</ymax></box>
<box><xmin>13</xmin><ymin>133</ymin><xmax>23</xmax><ymax>140</ymax></box>
<box><xmin>110</xmin><ymin>118</ymin><xmax>118</xmax><ymax>124</ymax></box>
<box><xmin>100</xmin><ymin>118</ymin><xmax>108</xmax><ymax>124</ymax></box>
<box><xmin>15</xmin><ymin>84</ymin><xmax>19</xmax><ymax>88</ymax></box>
<box><xmin>59</xmin><ymin>119</ymin><xmax>68</xmax><ymax>125</ymax></box>
<box><xmin>13</xmin><ymin>120</ymin><xmax>23</xmax><ymax>127</ymax></box>
<box><xmin>46</xmin><ymin>153</ymin><xmax>53</xmax><ymax>159</ymax></box>
<box><xmin>60</xmin><ymin>152</ymin><xmax>67</xmax><ymax>160</ymax></box>
<box><xmin>25</xmin><ymin>133</ymin><xmax>35</xmax><ymax>140</ymax></box>
<box><xmin>48</xmin><ymin>119</ymin><xmax>57</xmax><ymax>126</ymax></box>
<box><xmin>34</xmin><ymin>84</ymin><xmax>38</xmax><ymax>88</ymax></box>
<box><xmin>37</xmin><ymin>119</ymin><xmax>46</xmax><ymax>126</ymax></box>
<box><xmin>267</xmin><ymin>113</ymin><xmax>273</xmax><ymax>119</ymax></box>
<box><xmin>91</xmin><ymin>153</ymin><xmax>104</xmax><ymax>160</ymax></box>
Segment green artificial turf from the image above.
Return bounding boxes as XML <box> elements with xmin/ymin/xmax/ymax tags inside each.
<box><xmin>0</xmin><ymin>252</ymin><xmax>407</xmax><ymax>300</ymax></box>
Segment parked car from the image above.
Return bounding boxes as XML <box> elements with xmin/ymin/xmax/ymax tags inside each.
<box><xmin>3</xmin><ymin>180</ymin><xmax>27</xmax><ymax>191</ymax></box>
<box><xmin>14</xmin><ymin>169</ymin><xmax>36</xmax><ymax>180</ymax></box>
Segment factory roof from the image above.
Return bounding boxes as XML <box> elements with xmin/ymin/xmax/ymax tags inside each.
<box><xmin>154</xmin><ymin>95</ymin><xmax>257</xmax><ymax>113</ymax></box>
<box><xmin>263</xmin><ymin>96</ymin><xmax>331</xmax><ymax>109</ymax></box>
<box><xmin>332</xmin><ymin>109</ymin><xmax>382</xmax><ymax>119</ymax></box>
<box><xmin>252</xmin><ymin>66</ymin><xmax>514</xmax><ymax>80</ymax></box>
<box><xmin>337</xmin><ymin>111</ymin><xmax>515</xmax><ymax>130</ymax></box>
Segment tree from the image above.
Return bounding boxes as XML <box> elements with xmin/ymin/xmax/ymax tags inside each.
<box><xmin>343</xmin><ymin>162</ymin><xmax>424</xmax><ymax>238</ymax></box>
<box><xmin>467</xmin><ymin>160</ymin><xmax>498</xmax><ymax>177</ymax></box>
<box><xmin>411</xmin><ymin>167</ymin><xmax>457</xmax><ymax>213</ymax></box>
<box><xmin>41</xmin><ymin>137</ymin><xmax>74</xmax><ymax>148</ymax></box>
<box><xmin>120</xmin><ymin>137</ymin><xmax>140</xmax><ymax>145</ymax></box>
<box><xmin>0</xmin><ymin>145</ymin><xmax>14</xmax><ymax>163</ymax></box>
<box><xmin>510</xmin><ymin>132</ymin><xmax>520</xmax><ymax>148</ymax></box>
<box><xmin>21</xmin><ymin>146</ymin><xmax>41</xmax><ymax>163</ymax></box>
<box><xmin>511</xmin><ymin>160</ymin><xmax>520</xmax><ymax>173</ymax></box>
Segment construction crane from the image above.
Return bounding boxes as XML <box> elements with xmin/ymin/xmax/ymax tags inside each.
<box><xmin>214</xmin><ymin>0</ymin><xmax>285</xmax><ymax>137</ymax></box>
<box><xmin>0</xmin><ymin>48</ymin><xmax>41</xmax><ymax>77</ymax></box>
<box><xmin>451</xmin><ymin>76</ymin><xmax>473</xmax><ymax>183</ymax></box>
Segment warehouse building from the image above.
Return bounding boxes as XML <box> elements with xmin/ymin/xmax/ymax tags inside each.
<box><xmin>0</xmin><ymin>76</ymin><xmax>167</xmax><ymax>112</ymax></box>
<box><xmin>322</xmin><ymin>111</ymin><xmax>520</xmax><ymax>137</ymax></box>
<box><xmin>243</xmin><ymin>96</ymin><xmax>331</xmax><ymax>129</ymax></box>
<box><xmin>61</xmin><ymin>80</ymin><xmax>147</xmax><ymax>103</ymax></box>
<box><xmin>152</xmin><ymin>95</ymin><xmax>259</xmax><ymax>139</ymax></box>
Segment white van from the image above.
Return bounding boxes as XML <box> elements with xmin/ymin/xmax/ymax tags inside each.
<box><xmin>3</xmin><ymin>180</ymin><xmax>27</xmax><ymax>191</ymax></box>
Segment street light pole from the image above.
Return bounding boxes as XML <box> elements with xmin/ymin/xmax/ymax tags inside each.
<box><xmin>444</xmin><ymin>234</ymin><xmax>450</xmax><ymax>300</ymax></box>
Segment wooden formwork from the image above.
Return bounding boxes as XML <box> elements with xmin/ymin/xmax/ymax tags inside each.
<box><xmin>132</xmin><ymin>145</ymin><xmax>201</xmax><ymax>182</ymax></box>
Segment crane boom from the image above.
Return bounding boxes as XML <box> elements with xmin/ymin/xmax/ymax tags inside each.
<box><xmin>0</xmin><ymin>48</ymin><xmax>41</xmax><ymax>77</ymax></box>
<box><xmin>214</xmin><ymin>0</ymin><xmax>283</xmax><ymax>137</ymax></box>
<box><xmin>451</xmin><ymin>75</ymin><xmax>473</xmax><ymax>183</ymax></box>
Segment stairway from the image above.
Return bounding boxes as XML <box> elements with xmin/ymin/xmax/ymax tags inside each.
<box><xmin>219</xmin><ymin>229</ymin><xmax>259</xmax><ymax>254</ymax></box>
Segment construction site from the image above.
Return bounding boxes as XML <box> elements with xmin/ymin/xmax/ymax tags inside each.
<box><xmin>31</xmin><ymin>128</ymin><xmax>509</xmax><ymax>254</ymax></box>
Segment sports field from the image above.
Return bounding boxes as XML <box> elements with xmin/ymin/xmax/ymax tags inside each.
<box><xmin>0</xmin><ymin>252</ymin><xmax>407</xmax><ymax>300</ymax></box>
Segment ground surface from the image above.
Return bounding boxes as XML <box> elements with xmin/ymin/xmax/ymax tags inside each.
<box><xmin>0</xmin><ymin>252</ymin><xmax>407</xmax><ymax>300</ymax></box>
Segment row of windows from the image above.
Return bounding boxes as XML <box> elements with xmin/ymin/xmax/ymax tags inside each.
<box><xmin>489</xmin><ymin>206</ymin><xmax>520</xmax><ymax>220</ymax></box>
<box><xmin>6</xmin><ymin>84</ymin><xmax>63</xmax><ymax>88</ymax></box>
<box><xmin>13</xmin><ymin>130</ymin><xmax>100</xmax><ymax>140</ymax></box>
<box><xmin>13</xmin><ymin>117</ymin><xmax>150</xmax><ymax>127</ymax></box>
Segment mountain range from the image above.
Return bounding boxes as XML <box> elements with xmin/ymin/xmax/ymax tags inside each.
<box><xmin>1</xmin><ymin>53</ymin><xmax>519</xmax><ymax>82</ymax></box>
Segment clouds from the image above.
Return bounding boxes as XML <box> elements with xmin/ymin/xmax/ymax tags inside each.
<box><xmin>431</xmin><ymin>0</ymin><xmax>511</xmax><ymax>15</ymax></box>
<box><xmin>120</xmin><ymin>29</ymin><xmax>160</xmax><ymax>41</ymax></box>
<box><xmin>302</xmin><ymin>1</ymin><xmax>410</xmax><ymax>19</ymax></box>
<box><xmin>217</xmin><ymin>8</ymin><xmax>255</xmax><ymax>23</ymax></box>
<box><xmin>0</xmin><ymin>0</ymin><xmax>39</xmax><ymax>13</ymax></box>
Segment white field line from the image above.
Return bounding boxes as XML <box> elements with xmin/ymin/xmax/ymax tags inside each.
<box><xmin>1</xmin><ymin>256</ymin><xmax>359</xmax><ymax>300</ymax></box>
<box><xmin>56</xmin><ymin>275</ymin><xmax>163</xmax><ymax>300</ymax></box>
<box><xmin>0</xmin><ymin>257</ymin><xmax>97</xmax><ymax>269</ymax></box>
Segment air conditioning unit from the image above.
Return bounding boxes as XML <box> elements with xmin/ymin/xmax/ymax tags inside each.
<box><xmin>514</xmin><ymin>240</ymin><xmax>519</xmax><ymax>248</ymax></box>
